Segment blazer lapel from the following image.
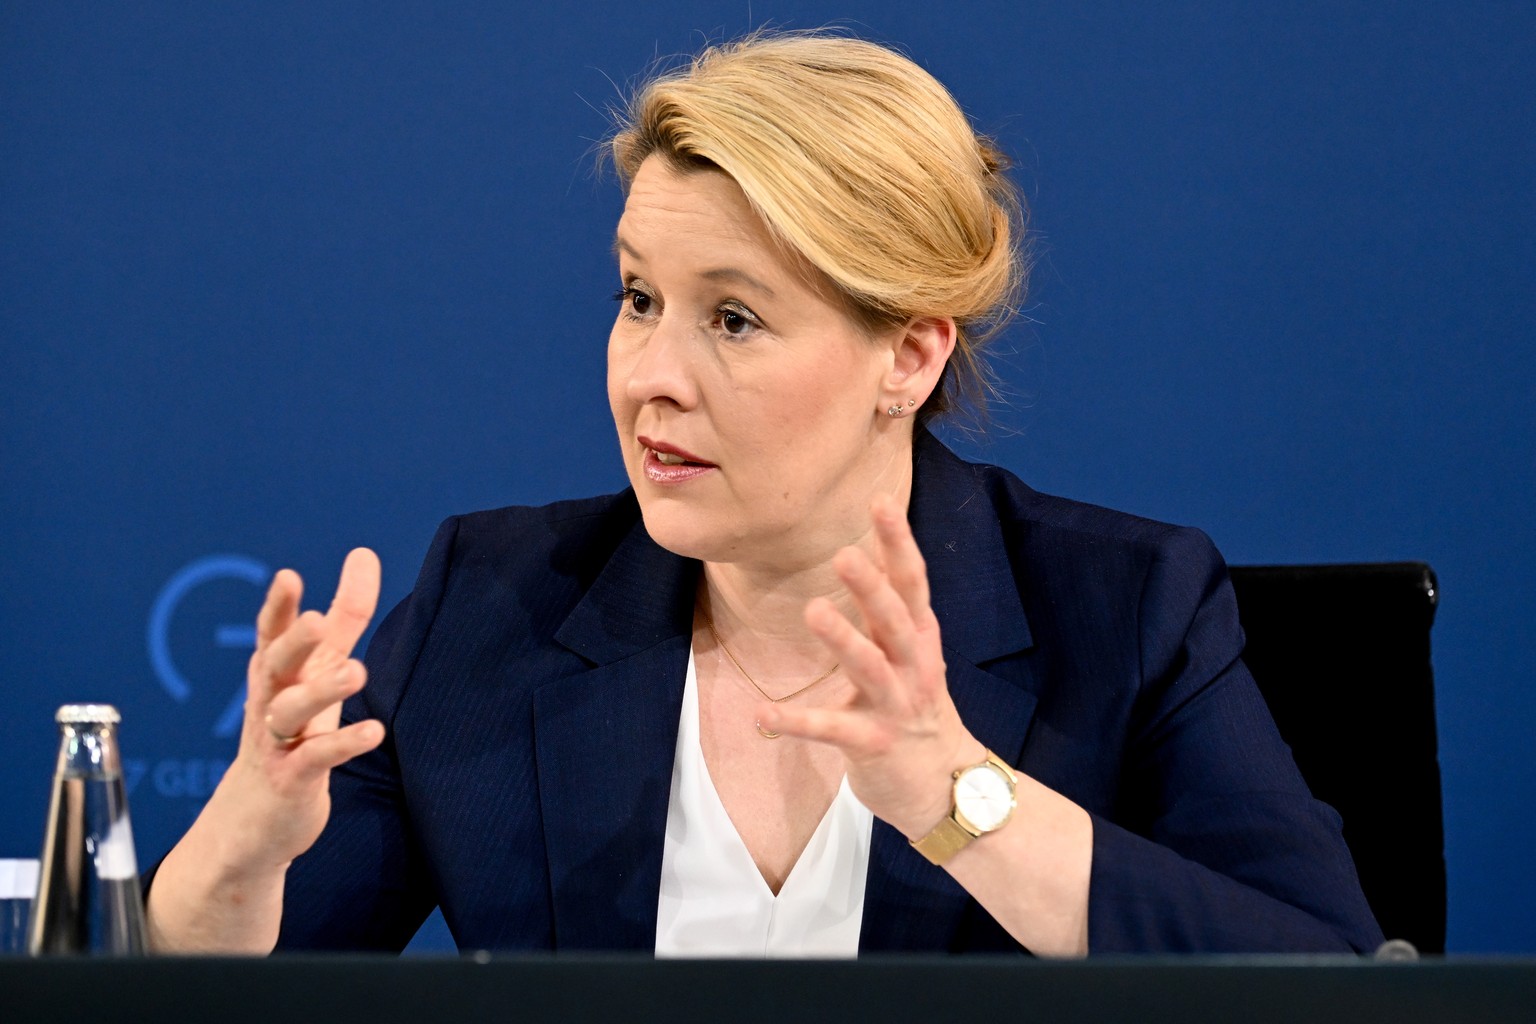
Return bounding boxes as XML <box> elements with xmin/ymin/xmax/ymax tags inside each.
<box><xmin>861</xmin><ymin>433</ymin><xmax>1041</xmax><ymax>952</ymax></box>
<box><xmin>534</xmin><ymin>515</ymin><xmax>698</xmax><ymax>950</ymax></box>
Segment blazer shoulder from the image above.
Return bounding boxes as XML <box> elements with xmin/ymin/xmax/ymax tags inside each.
<box><xmin>362</xmin><ymin>489</ymin><xmax>642</xmax><ymax>705</ymax></box>
<box><xmin>437</xmin><ymin>489</ymin><xmax>642</xmax><ymax>586</ymax></box>
<box><xmin>1011</xmin><ymin>478</ymin><xmax>1232</xmax><ymax>637</ymax></box>
<box><xmin>952</xmin><ymin>452</ymin><xmax>1218</xmax><ymax>566</ymax></box>
<box><xmin>448</xmin><ymin>488</ymin><xmax>639</xmax><ymax>543</ymax></box>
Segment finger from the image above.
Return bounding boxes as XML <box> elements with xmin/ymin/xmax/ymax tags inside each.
<box><xmin>758</xmin><ymin>701</ymin><xmax>888</xmax><ymax>754</ymax></box>
<box><xmin>832</xmin><ymin>545</ymin><xmax>919</xmax><ymax>668</ymax></box>
<box><xmin>258</xmin><ymin>609</ymin><xmax>329</xmax><ymax>683</ymax></box>
<box><xmin>290</xmin><ymin>719</ymin><xmax>386</xmax><ymax>773</ymax></box>
<box><xmin>805</xmin><ymin>597</ymin><xmax>903</xmax><ymax>707</ymax></box>
<box><xmin>325</xmin><ymin>548</ymin><xmax>381</xmax><ymax>655</ymax></box>
<box><xmin>264</xmin><ymin>659</ymin><xmax>366</xmax><ymax>742</ymax></box>
<box><xmin>871</xmin><ymin>495</ymin><xmax>933</xmax><ymax>619</ymax></box>
<box><xmin>255</xmin><ymin>569</ymin><xmax>304</xmax><ymax>651</ymax></box>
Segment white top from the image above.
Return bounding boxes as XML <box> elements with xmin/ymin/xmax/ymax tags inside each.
<box><xmin>654</xmin><ymin>651</ymin><xmax>874</xmax><ymax>958</ymax></box>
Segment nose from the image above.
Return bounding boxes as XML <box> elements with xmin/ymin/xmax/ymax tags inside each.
<box><xmin>620</xmin><ymin>314</ymin><xmax>700</xmax><ymax>410</ymax></box>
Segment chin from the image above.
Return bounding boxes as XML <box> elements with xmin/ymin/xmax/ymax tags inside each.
<box><xmin>637</xmin><ymin>506</ymin><xmax>736</xmax><ymax>562</ymax></box>
<box><xmin>636</xmin><ymin>489</ymin><xmax>790</xmax><ymax>564</ymax></box>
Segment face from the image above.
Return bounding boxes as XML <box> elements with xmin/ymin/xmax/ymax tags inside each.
<box><xmin>607</xmin><ymin>156</ymin><xmax>909</xmax><ymax>569</ymax></box>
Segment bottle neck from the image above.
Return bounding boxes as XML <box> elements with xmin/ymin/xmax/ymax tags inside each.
<box><xmin>55</xmin><ymin>722</ymin><xmax>122</xmax><ymax>780</ymax></box>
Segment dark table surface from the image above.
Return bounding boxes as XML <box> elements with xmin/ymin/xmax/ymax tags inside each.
<box><xmin>3</xmin><ymin>954</ymin><xmax>1535</xmax><ymax>1024</ymax></box>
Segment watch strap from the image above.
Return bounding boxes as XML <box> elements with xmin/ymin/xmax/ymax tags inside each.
<box><xmin>910</xmin><ymin>814</ymin><xmax>977</xmax><ymax>866</ymax></box>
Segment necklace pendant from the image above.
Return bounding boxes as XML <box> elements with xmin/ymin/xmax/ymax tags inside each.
<box><xmin>704</xmin><ymin>611</ymin><xmax>834</xmax><ymax>742</ymax></box>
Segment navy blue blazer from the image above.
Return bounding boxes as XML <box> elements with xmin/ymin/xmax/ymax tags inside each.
<box><xmin>276</xmin><ymin>432</ymin><xmax>1382</xmax><ymax>954</ymax></box>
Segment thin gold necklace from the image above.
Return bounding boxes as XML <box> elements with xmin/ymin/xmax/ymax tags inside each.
<box><xmin>703</xmin><ymin>611</ymin><xmax>839</xmax><ymax>739</ymax></box>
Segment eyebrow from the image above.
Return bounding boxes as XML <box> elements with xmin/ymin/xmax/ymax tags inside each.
<box><xmin>613</xmin><ymin>235</ymin><xmax>777</xmax><ymax>299</ymax></box>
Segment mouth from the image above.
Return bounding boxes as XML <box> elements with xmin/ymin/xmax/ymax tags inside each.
<box><xmin>653</xmin><ymin>450</ymin><xmax>702</xmax><ymax>466</ymax></box>
<box><xmin>637</xmin><ymin>435</ymin><xmax>717</xmax><ymax>483</ymax></box>
<box><xmin>638</xmin><ymin>436</ymin><xmax>715</xmax><ymax>467</ymax></box>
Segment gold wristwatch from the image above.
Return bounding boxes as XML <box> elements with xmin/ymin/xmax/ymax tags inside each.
<box><xmin>910</xmin><ymin>749</ymin><xmax>1018</xmax><ymax>866</ymax></box>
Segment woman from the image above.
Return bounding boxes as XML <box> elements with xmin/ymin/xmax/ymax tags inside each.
<box><xmin>145</xmin><ymin>32</ymin><xmax>1381</xmax><ymax>957</ymax></box>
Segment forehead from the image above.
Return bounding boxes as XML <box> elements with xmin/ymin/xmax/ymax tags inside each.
<box><xmin>613</xmin><ymin>156</ymin><xmax>847</xmax><ymax>312</ymax></box>
<box><xmin>615</xmin><ymin>157</ymin><xmax>772</xmax><ymax>255</ymax></box>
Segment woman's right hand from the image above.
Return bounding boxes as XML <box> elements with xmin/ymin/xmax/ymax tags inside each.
<box><xmin>146</xmin><ymin>548</ymin><xmax>386</xmax><ymax>953</ymax></box>
<box><xmin>222</xmin><ymin>547</ymin><xmax>387</xmax><ymax>866</ymax></box>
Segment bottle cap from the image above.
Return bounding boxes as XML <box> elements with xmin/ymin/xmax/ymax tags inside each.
<box><xmin>55</xmin><ymin>703</ymin><xmax>121</xmax><ymax>725</ymax></box>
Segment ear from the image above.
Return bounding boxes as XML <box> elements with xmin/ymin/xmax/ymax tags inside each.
<box><xmin>881</xmin><ymin>316</ymin><xmax>957</xmax><ymax>413</ymax></box>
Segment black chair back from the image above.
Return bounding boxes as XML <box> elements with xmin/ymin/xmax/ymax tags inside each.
<box><xmin>1228</xmin><ymin>562</ymin><xmax>1446</xmax><ymax>954</ymax></box>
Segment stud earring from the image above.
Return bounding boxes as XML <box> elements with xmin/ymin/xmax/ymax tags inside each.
<box><xmin>887</xmin><ymin>405</ymin><xmax>904</xmax><ymax>417</ymax></box>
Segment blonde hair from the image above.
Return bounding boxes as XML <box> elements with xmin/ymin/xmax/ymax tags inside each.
<box><xmin>610</xmin><ymin>31</ymin><xmax>1026</xmax><ymax>424</ymax></box>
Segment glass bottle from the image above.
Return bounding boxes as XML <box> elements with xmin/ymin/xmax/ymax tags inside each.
<box><xmin>27</xmin><ymin>704</ymin><xmax>147</xmax><ymax>954</ymax></box>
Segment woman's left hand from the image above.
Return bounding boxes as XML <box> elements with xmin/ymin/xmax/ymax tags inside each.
<box><xmin>757</xmin><ymin>494</ymin><xmax>984</xmax><ymax>839</ymax></box>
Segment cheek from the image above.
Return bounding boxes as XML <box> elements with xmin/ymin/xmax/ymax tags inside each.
<box><xmin>781</xmin><ymin>357</ymin><xmax>876</xmax><ymax>428</ymax></box>
<box><xmin>730</xmin><ymin>370</ymin><xmax>866</xmax><ymax>470</ymax></box>
<box><xmin>605</xmin><ymin>332</ymin><xmax>631</xmax><ymax>414</ymax></box>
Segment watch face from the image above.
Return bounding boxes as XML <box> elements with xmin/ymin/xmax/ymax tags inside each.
<box><xmin>954</xmin><ymin>763</ymin><xmax>1016</xmax><ymax>833</ymax></box>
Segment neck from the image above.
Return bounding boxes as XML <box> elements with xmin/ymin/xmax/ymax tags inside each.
<box><xmin>702</xmin><ymin>555</ymin><xmax>859</xmax><ymax>654</ymax></box>
<box><xmin>698</xmin><ymin>477</ymin><xmax>913</xmax><ymax>680</ymax></box>
<box><xmin>696</xmin><ymin>560</ymin><xmax>852</xmax><ymax>690</ymax></box>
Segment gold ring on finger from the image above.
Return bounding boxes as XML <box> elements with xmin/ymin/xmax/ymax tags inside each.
<box><xmin>265</xmin><ymin>714</ymin><xmax>302</xmax><ymax>747</ymax></box>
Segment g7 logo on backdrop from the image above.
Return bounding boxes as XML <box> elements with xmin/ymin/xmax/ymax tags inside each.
<box><xmin>133</xmin><ymin>555</ymin><xmax>270</xmax><ymax>799</ymax></box>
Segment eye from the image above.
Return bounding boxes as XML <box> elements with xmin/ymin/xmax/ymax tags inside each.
<box><xmin>612</xmin><ymin>285</ymin><xmax>655</xmax><ymax>320</ymax></box>
<box><xmin>716</xmin><ymin>303</ymin><xmax>761</xmax><ymax>337</ymax></box>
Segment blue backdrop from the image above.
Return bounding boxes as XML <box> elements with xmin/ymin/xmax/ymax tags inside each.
<box><xmin>2</xmin><ymin>1</ymin><xmax>1532</xmax><ymax>953</ymax></box>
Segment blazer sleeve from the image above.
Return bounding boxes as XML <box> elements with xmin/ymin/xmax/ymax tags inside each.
<box><xmin>273</xmin><ymin>518</ymin><xmax>461</xmax><ymax>951</ymax></box>
<box><xmin>1085</xmin><ymin>527</ymin><xmax>1384</xmax><ymax>954</ymax></box>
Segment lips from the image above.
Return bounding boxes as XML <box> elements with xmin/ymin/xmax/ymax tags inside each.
<box><xmin>639</xmin><ymin>436</ymin><xmax>712</xmax><ymax>465</ymax></box>
<box><xmin>637</xmin><ymin>435</ymin><xmax>717</xmax><ymax>484</ymax></box>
